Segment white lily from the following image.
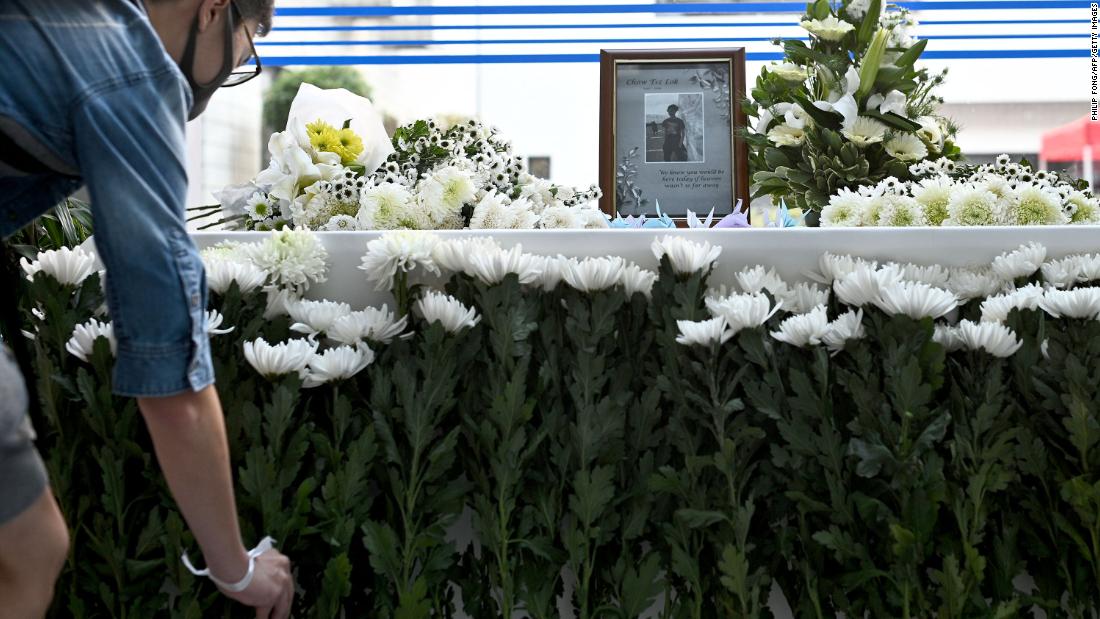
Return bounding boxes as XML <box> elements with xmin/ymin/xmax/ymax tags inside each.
<box><xmin>813</xmin><ymin>66</ymin><xmax>860</xmax><ymax>128</ymax></box>
<box><xmin>866</xmin><ymin>90</ymin><xmax>907</xmax><ymax>117</ymax></box>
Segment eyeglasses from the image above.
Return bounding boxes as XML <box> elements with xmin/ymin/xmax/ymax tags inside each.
<box><xmin>222</xmin><ymin>1</ymin><xmax>262</xmax><ymax>87</ymax></box>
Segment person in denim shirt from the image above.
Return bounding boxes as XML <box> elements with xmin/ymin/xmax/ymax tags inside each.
<box><xmin>0</xmin><ymin>1</ymin><xmax>294</xmax><ymax>616</ymax></box>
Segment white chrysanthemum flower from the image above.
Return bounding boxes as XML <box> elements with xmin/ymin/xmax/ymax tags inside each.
<box><xmin>248</xmin><ymin>230</ymin><xmax>328</xmax><ymax>293</ymax></box>
<box><xmin>771</xmin><ymin>305</ymin><xmax>830</xmax><ymax>347</ymax></box>
<box><xmin>1041</xmin><ymin>257</ymin><xmax>1082</xmax><ymax>290</ymax></box>
<box><xmin>821</xmin><ymin>189</ymin><xmax>867</xmax><ymax>227</ymax></box>
<box><xmin>980</xmin><ymin>284</ymin><xmax>1044</xmax><ymax>323</ymax></box>
<box><xmin>1038</xmin><ymin>288</ymin><xmax>1100</xmax><ymax>320</ymax></box>
<box><xmin>873</xmin><ymin>281</ymin><xmax>958</xmax><ymax>319</ymax></box>
<box><xmin>895</xmin><ymin>263</ymin><xmax>951</xmax><ymax>288</ymax></box>
<box><xmin>303</xmin><ymin>344</ymin><xmax>375</xmax><ymax>388</ymax></box>
<box><xmin>770</xmin><ymin>62</ymin><xmax>809</xmax><ymax>83</ymax></box>
<box><xmin>951</xmin><ymin>320</ymin><xmax>1023</xmax><ymax>358</ymax></box>
<box><xmin>416</xmin><ymin>291</ymin><xmax>481</xmax><ymax>333</ymax></box>
<box><xmin>651</xmin><ymin>236</ymin><xmax>722</xmax><ymax>276</ymax></box>
<box><xmin>800</xmin><ymin>15</ymin><xmax>855</xmax><ymax>41</ymax></box>
<box><xmin>358</xmin><ymin>182</ymin><xmax>419</xmax><ymax>230</ymax></box>
<box><xmin>915</xmin><ymin>116</ymin><xmax>944</xmax><ymax>149</ymax></box>
<box><xmin>1076</xmin><ymin>254</ymin><xmax>1100</xmax><ymax>283</ymax></box>
<box><xmin>242</xmin><ymin>337</ymin><xmax>318</xmax><ymax>379</ymax></box>
<box><xmin>575</xmin><ymin>207</ymin><xmax>611</xmax><ymax>230</ymax></box>
<box><xmin>327</xmin><ymin>306</ymin><xmax>408</xmax><ymax>346</ymax></box>
<box><xmin>205</xmin><ymin>257</ymin><xmax>268</xmax><ymax>295</ymax></box>
<box><xmin>676</xmin><ymin>317</ymin><xmax>735</xmax><ymax>347</ymax></box>
<box><xmin>778</xmin><ymin>282</ymin><xmax>830</xmax><ymax>314</ymax></box>
<box><xmin>205</xmin><ymin>310</ymin><xmax>235</xmax><ymax>336</ymax></box>
<box><xmin>1065</xmin><ymin>191</ymin><xmax>1100</xmax><ymax>224</ymax></box>
<box><xmin>977</xmin><ymin>175</ymin><xmax>1013</xmax><ymax>201</ymax></box>
<box><xmin>621</xmin><ymin>264</ymin><xmax>658</xmax><ymax>299</ymax></box>
<box><xmin>468</xmin><ymin>191</ymin><xmax>511</xmax><ymax>229</ymax></box>
<box><xmin>21</xmin><ymin>246</ymin><xmax>97</xmax><ymax>287</ymax></box>
<box><xmin>706</xmin><ymin>292</ymin><xmax>783</xmax><ymax>333</ymax></box>
<box><xmin>1007</xmin><ymin>184</ymin><xmax>1067</xmax><ymax>226</ymax></box>
<box><xmin>841</xmin><ymin>117</ymin><xmax>888</xmax><ymax>146</ymax></box>
<box><xmin>432</xmin><ymin>237</ymin><xmax>502</xmax><ymax>273</ymax></box>
<box><xmin>539</xmin><ymin>205</ymin><xmax>584</xmax><ymax>229</ymax></box>
<box><xmin>66</xmin><ymin>319</ymin><xmax>116</xmax><ymax>362</ymax></box>
<box><xmin>322</xmin><ymin>214</ymin><xmax>360</xmax><ymax>231</ymax></box>
<box><xmin>359</xmin><ymin>230</ymin><xmax>441</xmax><ymax>291</ymax></box>
<box><xmin>833</xmin><ymin>265</ymin><xmax>902</xmax><ymax>307</ymax></box>
<box><xmin>534</xmin><ymin>256</ymin><xmax>569</xmax><ymax>292</ymax></box>
<box><xmin>244</xmin><ymin>192</ymin><xmax>277</xmax><ymax>222</ymax></box>
<box><xmin>563</xmin><ymin>256</ymin><xmax>626</xmax><ymax>292</ymax></box>
<box><xmin>945</xmin><ymin>186</ymin><xmax>1002</xmax><ymax>226</ymax></box>
<box><xmin>767</xmin><ymin>123</ymin><xmax>806</xmax><ymax>147</ymax></box>
<box><xmin>884</xmin><ymin>134</ymin><xmax>929</xmax><ymax>162</ymax></box>
<box><xmin>823</xmin><ymin>309</ymin><xmax>866</xmax><ymax>353</ymax></box>
<box><xmin>463</xmin><ymin>244</ymin><xmax>544</xmax><ymax>285</ymax></box>
<box><xmin>991</xmin><ymin>242</ymin><xmax>1047</xmax><ymax>281</ymax></box>
<box><xmin>735</xmin><ymin>265</ymin><xmax>787</xmax><ymax>296</ymax></box>
<box><xmin>201</xmin><ymin>241</ymin><xmax>251</xmax><ymax>264</ymax></box>
<box><xmin>946</xmin><ymin>268</ymin><xmax>1005</xmax><ymax>300</ymax></box>
<box><xmin>815</xmin><ymin>253</ymin><xmax>878</xmax><ymax>284</ymax></box>
<box><xmin>264</xmin><ymin>286</ymin><xmax>298</xmax><ymax>320</ymax></box>
<box><xmin>845</xmin><ymin>0</ymin><xmax>871</xmax><ymax>18</ymax></box>
<box><xmin>287</xmin><ymin>299</ymin><xmax>352</xmax><ymax>337</ymax></box>
<box><xmin>933</xmin><ymin>324</ymin><xmax>963</xmax><ymax>352</ymax></box>
<box><xmin>876</xmin><ymin>194</ymin><xmax>927</xmax><ymax>227</ymax></box>
<box><xmin>912</xmin><ymin>177</ymin><xmax>953</xmax><ymax>226</ymax></box>
<box><xmin>501</xmin><ymin>198</ymin><xmax>541</xmax><ymax>230</ymax></box>
<box><xmin>419</xmin><ymin>166</ymin><xmax>476</xmax><ymax>224</ymax></box>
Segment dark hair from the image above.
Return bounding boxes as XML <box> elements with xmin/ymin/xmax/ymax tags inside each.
<box><xmin>148</xmin><ymin>0</ymin><xmax>275</xmax><ymax>36</ymax></box>
<box><xmin>667</xmin><ymin>104</ymin><xmax>679</xmax><ymax>113</ymax></box>
<box><xmin>235</xmin><ymin>0</ymin><xmax>275</xmax><ymax>36</ymax></box>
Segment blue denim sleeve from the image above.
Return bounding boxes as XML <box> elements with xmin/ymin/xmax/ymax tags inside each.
<box><xmin>71</xmin><ymin>66</ymin><xmax>213</xmax><ymax>398</ymax></box>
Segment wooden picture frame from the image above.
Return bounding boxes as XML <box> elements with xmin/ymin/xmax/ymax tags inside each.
<box><xmin>599</xmin><ymin>48</ymin><xmax>750</xmax><ymax>226</ymax></box>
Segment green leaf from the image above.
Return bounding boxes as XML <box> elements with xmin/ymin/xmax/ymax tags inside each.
<box><xmin>894</xmin><ymin>38</ymin><xmax>929</xmax><ymax>68</ymax></box>
<box><xmin>864</xmin><ymin>111</ymin><xmax>923</xmax><ymax>132</ymax></box>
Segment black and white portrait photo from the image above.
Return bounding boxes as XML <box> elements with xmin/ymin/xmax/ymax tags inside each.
<box><xmin>645</xmin><ymin>93</ymin><xmax>704</xmax><ymax>164</ymax></box>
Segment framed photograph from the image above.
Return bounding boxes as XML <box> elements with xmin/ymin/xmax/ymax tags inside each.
<box><xmin>599</xmin><ymin>48</ymin><xmax>749</xmax><ymax>224</ymax></box>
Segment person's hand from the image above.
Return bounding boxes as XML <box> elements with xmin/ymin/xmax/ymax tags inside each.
<box><xmin>221</xmin><ymin>548</ymin><xmax>295</xmax><ymax>619</ymax></box>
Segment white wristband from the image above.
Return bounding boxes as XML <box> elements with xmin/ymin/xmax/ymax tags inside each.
<box><xmin>181</xmin><ymin>536</ymin><xmax>276</xmax><ymax>593</ymax></box>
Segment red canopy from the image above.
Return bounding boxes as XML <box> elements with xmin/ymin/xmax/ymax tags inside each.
<box><xmin>1041</xmin><ymin>115</ymin><xmax>1100</xmax><ymax>163</ymax></box>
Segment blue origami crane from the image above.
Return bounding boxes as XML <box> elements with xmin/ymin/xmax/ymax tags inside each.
<box><xmin>759</xmin><ymin>200</ymin><xmax>805</xmax><ymax>228</ymax></box>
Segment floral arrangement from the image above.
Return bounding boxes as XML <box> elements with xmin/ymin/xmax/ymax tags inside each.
<box><xmin>746</xmin><ymin>0</ymin><xmax>959</xmax><ymax>218</ymax></box>
<box><xmin>204</xmin><ymin>87</ymin><xmax>605</xmax><ymax>232</ymax></box>
<box><xmin>821</xmin><ymin>154</ymin><xmax>1100</xmax><ymax>226</ymax></box>
<box><xmin>18</xmin><ymin>230</ymin><xmax>1100</xmax><ymax>617</ymax></box>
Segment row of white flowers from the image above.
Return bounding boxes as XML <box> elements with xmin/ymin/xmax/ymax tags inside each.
<box><xmin>21</xmin><ymin>232</ymin><xmax>1100</xmax><ymax>384</ymax></box>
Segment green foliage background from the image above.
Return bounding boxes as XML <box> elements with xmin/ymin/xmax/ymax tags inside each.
<box><xmin>16</xmin><ymin>255</ymin><xmax>1100</xmax><ymax>618</ymax></box>
<box><xmin>263</xmin><ymin>67</ymin><xmax>374</xmax><ymax>134</ymax></box>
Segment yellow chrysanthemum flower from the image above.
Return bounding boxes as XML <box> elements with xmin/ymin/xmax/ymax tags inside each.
<box><xmin>306</xmin><ymin>119</ymin><xmax>336</xmax><ymax>140</ymax></box>
<box><xmin>334</xmin><ymin>128</ymin><xmax>364</xmax><ymax>165</ymax></box>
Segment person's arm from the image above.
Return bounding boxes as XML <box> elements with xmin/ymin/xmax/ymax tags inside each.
<box><xmin>71</xmin><ymin>64</ymin><xmax>292</xmax><ymax>615</ymax></box>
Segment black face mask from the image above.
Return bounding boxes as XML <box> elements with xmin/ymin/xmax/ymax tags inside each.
<box><xmin>177</xmin><ymin>5</ymin><xmax>236</xmax><ymax>120</ymax></box>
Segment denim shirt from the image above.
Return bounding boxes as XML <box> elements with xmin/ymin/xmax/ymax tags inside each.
<box><xmin>0</xmin><ymin>0</ymin><xmax>214</xmax><ymax>398</ymax></box>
